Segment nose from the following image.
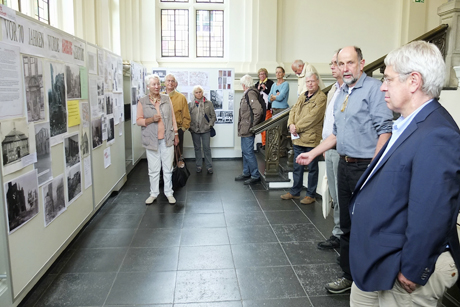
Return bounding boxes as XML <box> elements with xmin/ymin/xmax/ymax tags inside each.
<box><xmin>380</xmin><ymin>81</ymin><xmax>387</xmax><ymax>92</ymax></box>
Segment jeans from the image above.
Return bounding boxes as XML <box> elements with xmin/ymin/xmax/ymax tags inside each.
<box><xmin>191</xmin><ymin>131</ymin><xmax>212</xmax><ymax>169</ymax></box>
<box><xmin>241</xmin><ymin>136</ymin><xmax>260</xmax><ymax>179</ymax></box>
<box><xmin>291</xmin><ymin>145</ymin><xmax>319</xmax><ymax>198</ymax></box>
<box><xmin>325</xmin><ymin>149</ymin><xmax>342</xmax><ymax>238</ymax></box>
<box><xmin>337</xmin><ymin>158</ymin><xmax>369</xmax><ymax>281</ymax></box>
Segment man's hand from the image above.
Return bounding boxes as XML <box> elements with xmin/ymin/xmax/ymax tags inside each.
<box><xmin>296</xmin><ymin>152</ymin><xmax>315</xmax><ymax>166</ymax></box>
<box><xmin>397</xmin><ymin>272</ymin><xmax>417</xmax><ymax>293</ymax></box>
<box><xmin>289</xmin><ymin>124</ymin><xmax>297</xmax><ymax>135</ymax></box>
<box><xmin>174</xmin><ymin>135</ymin><xmax>179</xmax><ymax>146</ymax></box>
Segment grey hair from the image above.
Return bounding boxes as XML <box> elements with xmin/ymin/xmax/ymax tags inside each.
<box><xmin>192</xmin><ymin>85</ymin><xmax>204</xmax><ymax>94</ymax></box>
<box><xmin>165</xmin><ymin>73</ymin><xmax>176</xmax><ymax>81</ymax></box>
<box><xmin>305</xmin><ymin>71</ymin><xmax>319</xmax><ymax>81</ymax></box>
<box><xmin>384</xmin><ymin>41</ymin><xmax>445</xmax><ymax>98</ymax></box>
<box><xmin>145</xmin><ymin>74</ymin><xmax>161</xmax><ymax>85</ymax></box>
<box><xmin>293</xmin><ymin>59</ymin><xmax>304</xmax><ymax>69</ymax></box>
<box><xmin>240</xmin><ymin>74</ymin><xmax>254</xmax><ymax>88</ymax></box>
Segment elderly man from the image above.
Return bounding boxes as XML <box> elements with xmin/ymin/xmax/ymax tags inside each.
<box><xmin>296</xmin><ymin>46</ymin><xmax>393</xmax><ymax>293</ymax></box>
<box><xmin>164</xmin><ymin>74</ymin><xmax>191</xmax><ymax>154</ymax></box>
<box><xmin>348</xmin><ymin>41</ymin><xmax>460</xmax><ymax>306</ymax></box>
<box><xmin>235</xmin><ymin>75</ymin><xmax>263</xmax><ymax>185</ymax></box>
<box><xmin>280</xmin><ymin>72</ymin><xmax>326</xmax><ymax>205</ymax></box>
<box><xmin>291</xmin><ymin>59</ymin><xmax>325</xmax><ymax>95</ymax></box>
<box><xmin>317</xmin><ymin>50</ymin><xmax>344</xmax><ymax>250</ymax></box>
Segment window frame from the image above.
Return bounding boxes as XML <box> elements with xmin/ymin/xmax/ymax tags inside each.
<box><xmin>196</xmin><ymin>9</ymin><xmax>224</xmax><ymax>58</ymax></box>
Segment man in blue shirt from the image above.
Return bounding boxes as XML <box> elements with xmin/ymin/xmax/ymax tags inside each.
<box><xmin>296</xmin><ymin>46</ymin><xmax>393</xmax><ymax>294</ymax></box>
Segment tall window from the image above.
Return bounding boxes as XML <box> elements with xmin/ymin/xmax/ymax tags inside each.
<box><xmin>161</xmin><ymin>9</ymin><xmax>189</xmax><ymax>57</ymax></box>
<box><xmin>35</xmin><ymin>0</ymin><xmax>50</xmax><ymax>24</ymax></box>
<box><xmin>196</xmin><ymin>10</ymin><xmax>223</xmax><ymax>57</ymax></box>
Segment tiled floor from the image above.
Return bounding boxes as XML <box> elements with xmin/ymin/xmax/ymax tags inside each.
<box><xmin>20</xmin><ymin>159</ymin><xmax>350</xmax><ymax>307</ymax></box>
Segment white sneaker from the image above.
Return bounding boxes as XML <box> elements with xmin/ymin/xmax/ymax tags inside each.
<box><xmin>167</xmin><ymin>195</ymin><xmax>176</xmax><ymax>204</ymax></box>
<box><xmin>145</xmin><ymin>196</ymin><xmax>156</xmax><ymax>205</ymax></box>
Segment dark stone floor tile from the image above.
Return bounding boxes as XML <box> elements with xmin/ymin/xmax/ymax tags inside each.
<box><xmin>186</xmin><ymin>181</ymin><xmax>222</xmax><ymax>191</ymax></box>
<box><xmin>18</xmin><ymin>274</ymin><xmax>57</xmax><ymax>307</ymax></box>
<box><xmin>259</xmin><ymin>199</ymin><xmax>301</xmax><ymax>211</ymax></box>
<box><xmin>178</xmin><ymin>245</ymin><xmax>234</xmax><ymax>270</ymax></box>
<box><xmin>293</xmin><ymin>263</ymin><xmax>345</xmax><ymax>296</ymax></box>
<box><xmin>60</xmin><ymin>248</ymin><xmax>127</xmax><ymax>273</ymax></box>
<box><xmin>175</xmin><ymin>302</ymin><xmax>242</xmax><ymax>307</ymax></box>
<box><xmin>272</xmin><ymin>224</ymin><xmax>324</xmax><ymax>243</ymax></box>
<box><xmin>113</xmin><ymin>191</ymin><xmax>150</xmax><ymax>204</ymax></box>
<box><xmin>227</xmin><ymin>225</ymin><xmax>278</xmax><ymax>244</ymax></box>
<box><xmin>185</xmin><ymin>201</ymin><xmax>224</xmax><ymax>214</ymax></box>
<box><xmin>264</xmin><ymin>211</ymin><xmax>311</xmax><ymax>225</ymax></box>
<box><xmin>174</xmin><ymin>269</ymin><xmax>241</xmax><ymax>303</ymax></box>
<box><xmin>73</xmin><ymin>228</ymin><xmax>136</xmax><ymax>249</ymax></box>
<box><xmin>131</xmin><ymin>228</ymin><xmax>181</xmax><ymax>247</ymax></box>
<box><xmin>139</xmin><ymin>213</ymin><xmax>184</xmax><ymax>229</ymax></box>
<box><xmin>222</xmin><ymin>200</ymin><xmax>262</xmax><ymax>213</ymax></box>
<box><xmin>220</xmin><ymin>189</ymin><xmax>256</xmax><ymax>201</ymax></box>
<box><xmin>282</xmin><ymin>242</ymin><xmax>338</xmax><ymax>265</ymax></box>
<box><xmin>187</xmin><ymin>191</ymin><xmax>222</xmax><ymax>203</ymax></box>
<box><xmin>86</xmin><ymin>213</ymin><xmax>143</xmax><ymax>230</ymax></box>
<box><xmin>99</xmin><ymin>201</ymin><xmax>147</xmax><ymax>215</ymax></box>
<box><xmin>119</xmin><ymin>183</ymin><xmax>151</xmax><ymax>193</ymax></box>
<box><xmin>243</xmin><ymin>297</ymin><xmax>311</xmax><ymax>307</ymax></box>
<box><xmin>231</xmin><ymin>243</ymin><xmax>288</xmax><ymax>268</ymax></box>
<box><xmin>182</xmin><ymin>213</ymin><xmax>226</xmax><ymax>228</ymax></box>
<box><xmin>224</xmin><ymin>212</ymin><xmax>268</xmax><ymax>227</ymax></box>
<box><xmin>120</xmin><ymin>247</ymin><xmax>179</xmax><ymax>272</ymax></box>
<box><xmin>298</xmin><ymin>199</ymin><xmax>336</xmax><ymax>237</ymax></box>
<box><xmin>237</xmin><ymin>266</ymin><xmax>306</xmax><ymax>300</ymax></box>
<box><xmin>145</xmin><ymin>202</ymin><xmax>185</xmax><ymax>214</ymax></box>
<box><xmin>47</xmin><ymin>248</ymin><xmax>76</xmax><ymax>275</ymax></box>
<box><xmin>106</xmin><ymin>271</ymin><xmax>176</xmax><ymax>305</ymax></box>
<box><xmin>180</xmin><ymin>228</ymin><xmax>229</xmax><ymax>246</ymax></box>
<box><xmin>308</xmin><ymin>294</ymin><xmax>350</xmax><ymax>307</ymax></box>
<box><xmin>34</xmin><ymin>272</ymin><xmax>116</xmax><ymax>307</ymax></box>
<box><xmin>252</xmin><ymin>189</ymin><xmax>290</xmax><ymax>201</ymax></box>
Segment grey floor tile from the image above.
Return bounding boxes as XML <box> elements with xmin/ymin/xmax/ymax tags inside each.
<box><xmin>114</xmin><ymin>191</ymin><xmax>152</xmax><ymax>203</ymax></box>
<box><xmin>139</xmin><ymin>212</ymin><xmax>184</xmax><ymax>229</ymax></box>
<box><xmin>120</xmin><ymin>247</ymin><xmax>179</xmax><ymax>272</ymax></box>
<box><xmin>224</xmin><ymin>211</ymin><xmax>268</xmax><ymax>227</ymax></box>
<box><xmin>106</xmin><ymin>271</ymin><xmax>176</xmax><ymax>305</ymax></box>
<box><xmin>180</xmin><ymin>228</ymin><xmax>229</xmax><ymax>246</ymax></box>
<box><xmin>272</xmin><ymin>224</ymin><xmax>324</xmax><ymax>243</ymax></box>
<box><xmin>222</xmin><ymin>200</ymin><xmax>262</xmax><ymax>213</ymax></box>
<box><xmin>73</xmin><ymin>228</ymin><xmax>136</xmax><ymax>249</ymax></box>
<box><xmin>185</xmin><ymin>201</ymin><xmax>224</xmax><ymax>214</ymax></box>
<box><xmin>293</xmin><ymin>263</ymin><xmax>345</xmax><ymax>296</ymax></box>
<box><xmin>99</xmin><ymin>201</ymin><xmax>147</xmax><ymax>215</ymax></box>
<box><xmin>308</xmin><ymin>294</ymin><xmax>350</xmax><ymax>307</ymax></box>
<box><xmin>231</xmin><ymin>243</ymin><xmax>289</xmax><ymax>268</ymax></box>
<box><xmin>282</xmin><ymin>242</ymin><xmax>338</xmax><ymax>265</ymax></box>
<box><xmin>243</xmin><ymin>297</ymin><xmax>312</xmax><ymax>307</ymax></box>
<box><xmin>145</xmin><ymin>202</ymin><xmax>186</xmax><ymax>214</ymax></box>
<box><xmin>60</xmin><ymin>248</ymin><xmax>127</xmax><ymax>273</ymax></box>
<box><xmin>259</xmin><ymin>199</ymin><xmax>301</xmax><ymax>211</ymax></box>
<box><xmin>86</xmin><ymin>213</ymin><xmax>143</xmax><ymax>230</ymax></box>
<box><xmin>182</xmin><ymin>213</ymin><xmax>227</xmax><ymax>228</ymax></box>
<box><xmin>18</xmin><ymin>274</ymin><xmax>57</xmax><ymax>307</ymax></box>
<box><xmin>174</xmin><ymin>269</ymin><xmax>241</xmax><ymax>303</ymax></box>
<box><xmin>175</xmin><ymin>302</ymin><xmax>242</xmax><ymax>307</ymax></box>
<box><xmin>227</xmin><ymin>225</ymin><xmax>278</xmax><ymax>244</ymax></box>
<box><xmin>237</xmin><ymin>266</ymin><xmax>306</xmax><ymax>300</ymax></box>
<box><xmin>34</xmin><ymin>272</ymin><xmax>116</xmax><ymax>307</ymax></box>
<box><xmin>178</xmin><ymin>245</ymin><xmax>234</xmax><ymax>270</ymax></box>
<box><xmin>131</xmin><ymin>228</ymin><xmax>181</xmax><ymax>247</ymax></box>
<box><xmin>264</xmin><ymin>211</ymin><xmax>311</xmax><ymax>225</ymax></box>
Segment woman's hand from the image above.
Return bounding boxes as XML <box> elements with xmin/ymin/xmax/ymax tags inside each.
<box><xmin>174</xmin><ymin>135</ymin><xmax>179</xmax><ymax>146</ymax></box>
<box><xmin>153</xmin><ymin>114</ymin><xmax>161</xmax><ymax>122</ymax></box>
<box><xmin>270</xmin><ymin>95</ymin><xmax>276</xmax><ymax>102</ymax></box>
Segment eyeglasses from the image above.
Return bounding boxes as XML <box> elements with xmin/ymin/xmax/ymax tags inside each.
<box><xmin>383</xmin><ymin>72</ymin><xmax>411</xmax><ymax>84</ymax></box>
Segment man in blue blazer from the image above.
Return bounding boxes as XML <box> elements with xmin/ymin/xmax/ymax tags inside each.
<box><xmin>348</xmin><ymin>41</ymin><xmax>460</xmax><ymax>305</ymax></box>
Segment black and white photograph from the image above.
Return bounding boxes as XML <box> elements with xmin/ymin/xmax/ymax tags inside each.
<box><xmin>98</xmin><ymin>97</ymin><xmax>105</xmax><ymax>115</ymax></box>
<box><xmin>34</xmin><ymin>122</ymin><xmax>52</xmax><ymax>186</ymax></box>
<box><xmin>131</xmin><ymin>87</ymin><xmax>137</xmax><ymax>105</ymax></box>
<box><xmin>80</xmin><ymin>126</ymin><xmax>90</xmax><ymax>158</ymax></box>
<box><xmin>97</xmin><ymin>78</ymin><xmax>104</xmax><ymax>96</ymax></box>
<box><xmin>107</xmin><ymin>116</ymin><xmax>114</xmax><ymax>143</ymax></box>
<box><xmin>23</xmin><ymin>55</ymin><xmax>45</xmax><ymax>122</ymax></box>
<box><xmin>106</xmin><ymin>93</ymin><xmax>113</xmax><ymax>115</ymax></box>
<box><xmin>228</xmin><ymin>92</ymin><xmax>234</xmax><ymax>110</ymax></box>
<box><xmin>1</xmin><ymin>118</ymin><xmax>31</xmax><ymax>167</ymax></box>
<box><xmin>64</xmin><ymin>133</ymin><xmax>80</xmax><ymax>168</ymax></box>
<box><xmin>210</xmin><ymin>90</ymin><xmax>223</xmax><ymax>110</ymax></box>
<box><xmin>4</xmin><ymin>169</ymin><xmax>39</xmax><ymax>233</ymax></box>
<box><xmin>215</xmin><ymin>111</ymin><xmax>234</xmax><ymax>124</ymax></box>
<box><xmin>152</xmin><ymin>69</ymin><xmax>167</xmax><ymax>82</ymax></box>
<box><xmin>66</xmin><ymin>163</ymin><xmax>82</xmax><ymax>205</ymax></box>
<box><xmin>91</xmin><ymin>117</ymin><xmax>102</xmax><ymax>149</ymax></box>
<box><xmin>65</xmin><ymin>64</ymin><xmax>81</xmax><ymax>99</ymax></box>
<box><xmin>47</xmin><ymin>62</ymin><xmax>67</xmax><ymax>137</ymax></box>
<box><xmin>42</xmin><ymin>174</ymin><xmax>66</xmax><ymax>227</ymax></box>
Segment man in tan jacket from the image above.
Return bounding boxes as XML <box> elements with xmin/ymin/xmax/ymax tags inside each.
<box><xmin>281</xmin><ymin>72</ymin><xmax>326</xmax><ymax>204</ymax></box>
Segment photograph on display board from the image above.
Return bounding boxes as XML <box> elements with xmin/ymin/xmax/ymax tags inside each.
<box><xmin>107</xmin><ymin>116</ymin><xmax>115</xmax><ymax>143</ymax></box>
<box><xmin>190</xmin><ymin>71</ymin><xmax>209</xmax><ymax>87</ymax></box>
<box><xmin>23</xmin><ymin>55</ymin><xmax>45</xmax><ymax>123</ymax></box>
<box><xmin>65</xmin><ymin>64</ymin><xmax>82</xmax><ymax>99</ymax></box>
<box><xmin>228</xmin><ymin>92</ymin><xmax>234</xmax><ymax>110</ymax></box>
<box><xmin>170</xmin><ymin>71</ymin><xmax>189</xmax><ymax>86</ymax></box>
<box><xmin>106</xmin><ymin>93</ymin><xmax>113</xmax><ymax>115</ymax></box>
<box><xmin>64</xmin><ymin>133</ymin><xmax>80</xmax><ymax>168</ymax></box>
<box><xmin>152</xmin><ymin>70</ymin><xmax>167</xmax><ymax>82</ymax></box>
<box><xmin>47</xmin><ymin>62</ymin><xmax>67</xmax><ymax>137</ymax></box>
<box><xmin>1</xmin><ymin>118</ymin><xmax>31</xmax><ymax>167</ymax></box>
<box><xmin>42</xmin><ymin>174</ymin><xmax>66</xmax><ymax>227</ymax></box>
<box><xmin>98</xmin><ymin>96</ymin><xmax>105</xmax><ymax>115</ymax></box>
<box><xmin>34</xmin><ymin>122</ymin><xmax>52</xmax><ymax>186</ymax></box>
<box><xmin>80</xmin><ymin>101</ymin><xmax>90</xmax><ymax>127</ymax></box>
<box><xmin>80</xmin><ymin>127</ymin><xmax>90</xmax><ymax>158</ymax></box>
<box><xmin>97</xmin><ymin>78</ymin><xmax>104</xmax><ymax>96</ymax></box>
<box><xmin>131</xmin><ymin>87</ymin><xmax>137</xmax><ymax>106</ymax></box>
<box><xmin>87</xmin><ymin>51</ymin><xmax>97</xmax><ymax>75</ymax></box>
<box><xmin>4</xmin><ymin>170</ymin><xmax>39</xmax><ymax>233</ymax></box>
<box><xmin>210</xmin><ymin>90</ymin><xmax>223</xmax><ymax>110</ymax></box>
<box><xmin>66</xmin><ymin>163</ymin><xmax>82</xmax><ymax>205</ymax></box>
<box><xmin>215</xmin><ymin>111</ymin><xmax>233</xmax><ymax>124</ymax></box>
<box><xmin>91</xmin><ymin>117</ymin><xmax>102</xmax><ymax>149</ymax></box>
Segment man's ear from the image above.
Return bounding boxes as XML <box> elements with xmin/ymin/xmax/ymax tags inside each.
<box><xmin>359</xmin><ymin>59</ymin><xmax>365</xmax><ymax>71</ymax></box>
<box><xmin>408</xmin><ymin>72</ymin><xmax>422</xmax><ymax>93</ymax></box>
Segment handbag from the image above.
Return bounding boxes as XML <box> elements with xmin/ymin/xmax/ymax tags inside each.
<box><xmin>172</xmin><ymin>146</ymin><xmax>190</xmax><ymax>190</ymax></box>
<box><xmin>204</xmin><ymin>113</ymin><xmax>216</xmax><ymax>137</ymax></box>
<box><xmin>321</xmin><ymin>174</ymin><xmax>332</xmax><ymax>219</ymax></box>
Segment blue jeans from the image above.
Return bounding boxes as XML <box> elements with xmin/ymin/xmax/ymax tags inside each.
<box><xmin>291</xmin><ymin>145</ymin><xmax>318</xmax><ymax>198</ymax></box>
<box><xmin>241</xmin><ymin>136</ymin><xmax>260</xmax><ymax>179</ymax></box>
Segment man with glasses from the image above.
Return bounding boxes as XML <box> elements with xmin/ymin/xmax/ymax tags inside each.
<box><xmin>291</xmin><ymin>59</ymin><xmax>325</xmax><ymax>96</ymax></box>
<box><xmin>296</xmin><ymin>46</ymin><xmax>393</xmax><ymax>294</ymax></box>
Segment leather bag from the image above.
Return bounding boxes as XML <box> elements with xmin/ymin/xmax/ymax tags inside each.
<box><xmin>172</xmin><ymin>146</ymin><xmax>190</xmax><ymax>190</ymax></box>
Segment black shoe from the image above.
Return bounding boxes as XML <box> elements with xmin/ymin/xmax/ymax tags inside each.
<box><xmin>317</xmin><ymin>235</ymin><xmax>340</xmax><ymax>250</ymax></box>
<box><xmin>244</xmin><ymin>177</ymin><xmax>261</xmax><ymax>185</ymax></box>
<box><xmin>235</xmin><ymin>174</ymin><xmax>251</xmax><ymax>181</ymax></box>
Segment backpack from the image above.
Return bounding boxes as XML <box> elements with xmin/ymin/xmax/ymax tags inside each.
<box><xmin>244</xmin><ymin>88</ymin><xmax>266</xmax><ymax>126</ymax></box>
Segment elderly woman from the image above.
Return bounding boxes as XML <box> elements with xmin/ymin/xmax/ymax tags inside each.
<box><xmin>136</xmin><ymin>74</ymin><xmax>179</xmax><ymax>205</ymax></box>
<box><xmin>254</xmin><ymin>68</ymin><xmax>274</xmax><ymax>149</ymax></box>
<box><xmin>188</xmin><ymin>85</ymin><xmax>216</xmax><ymax>174</ymax></box>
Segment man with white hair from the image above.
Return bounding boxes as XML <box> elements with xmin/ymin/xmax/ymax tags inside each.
<box><xmin>346</xmin><ymin>41</ymin><xmax>460</xmax><ymax>306</ymax></box>
<box><xmin>235</xmin><ymin>74</ymin><xmax>263</xmax><ymax>185</ymax></box>
<box><xmin>291</xmin><ymin>59</ymin><xmax>325</xmax><ymax>95</ymax></box>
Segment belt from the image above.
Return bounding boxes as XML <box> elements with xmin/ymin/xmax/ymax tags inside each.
<box><xmin>340</xmin><ymin>155</ymin><xmax>372</xmax><ymax>163</ymax></box>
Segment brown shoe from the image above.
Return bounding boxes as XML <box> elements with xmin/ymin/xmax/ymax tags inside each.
<box><xmin>300</xmin><ymin>196</ymin><xmax>315</xmax><ymax>205</ymax></box>
<box><xmin>280</xmin><ymin>192</ymin><xmax>300</xmax><ymax>200</ymax></box>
